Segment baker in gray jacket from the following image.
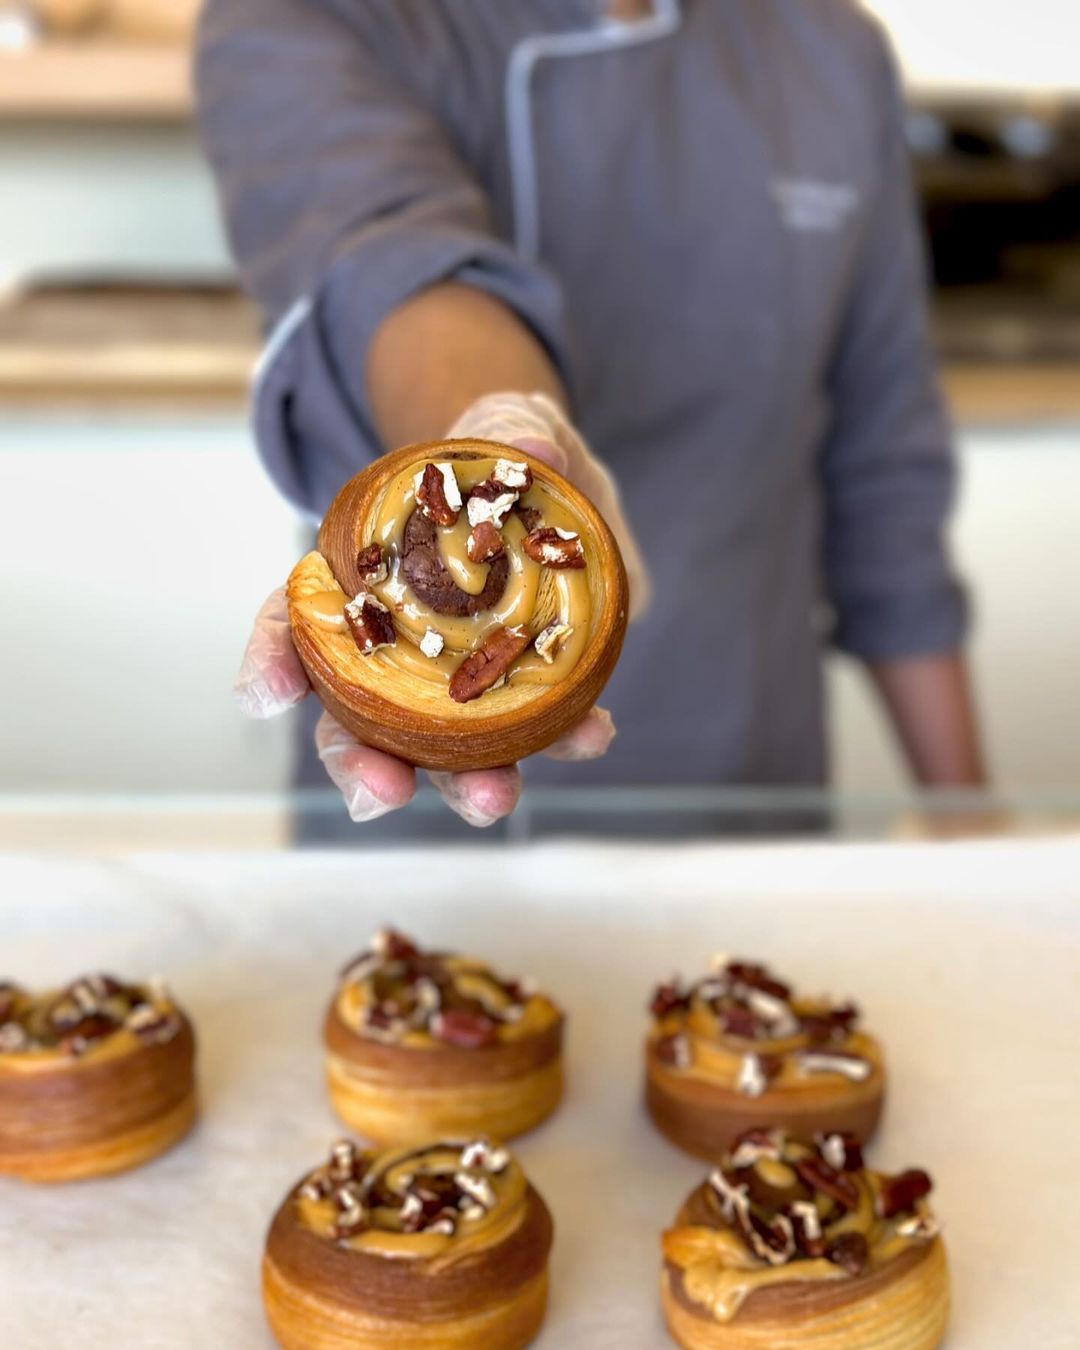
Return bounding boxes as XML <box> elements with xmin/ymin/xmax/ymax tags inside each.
<box><xmin>200</xmin><ymin>0</ymin><xmax>986</xmax><ymax>827</ymax></box>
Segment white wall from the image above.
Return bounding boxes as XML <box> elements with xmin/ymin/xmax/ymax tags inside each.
<box><xmin>865</xmin><ymin>0</ymin><xmax>1080</xmax><ymax>95</ymax></box>
<box><xmin>0</xmin><ymin>415</ymin><xmax>300</xmax><ymax>792</ymax></box>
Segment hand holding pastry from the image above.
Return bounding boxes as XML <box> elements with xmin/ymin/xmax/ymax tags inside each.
<box><xmin>262</xmin><ymin>1136</ymin><xmax>554</xmax><ymax>1350</ymax></box>
<box><xmin>0</xmin><ymin>973</ymin><xmax>196</xmax><ymax>1182</ymax></box>
<box><xmin>661</xmin><ymin>1129</ymin><xmax>949</xmax><ymax>1348</ymax></box>
<box><xmin>236</xmin><ymin>394</ymin><xmax>633</xmax><ymax>826</ymax></box>
<box><xmin>324</xmin><ymin>929</ymin><xmax>564</xmax><ymax>1144</ymax></box>
<box><xmin>646</xmin><ymin>956</ymin><xmax>885</xmax><ymax>1159</ymax></box>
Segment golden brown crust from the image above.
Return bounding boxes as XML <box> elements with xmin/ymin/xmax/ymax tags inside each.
<box><xmin>645</xmin><ymin>1048</ymin><xmax>885</xmax><ymax>1162</ymax></box>
<box><xmin>0</xmin><ymin>1017</ymin><xmax>197</xmax><ymax>1182</ymax></box>
<box><xmin>661</xmin><ymin>1240</ymin><xmax>949</xmax><ymax>1349</ymax></box>
<box><xmin>289</xmin><ymin>439</ymin><xmax>629</xmax><ymax>771</ymax></box>
<box><xmin>266</xmin><ymin>1183</ymin><xmax>553</xmax><ymax>1320</ymax></box>
<box><xmin>264</xmin><ymin>1259</ymin><xmax>548</xmax><ymax>1350</ymax></box>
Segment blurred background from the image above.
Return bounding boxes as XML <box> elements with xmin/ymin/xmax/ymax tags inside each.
<box><xmin>0</xmin><ymin>0</ymin><xmax>1077</xmax><ymax>802</ymax></box>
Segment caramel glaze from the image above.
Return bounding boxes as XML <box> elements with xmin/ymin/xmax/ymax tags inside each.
<box><xmin>0</xmin><ymin>1017</ymin><xmax>196</xmax><ymax>1158</ymax></box>
<box><xmin>661</xmin><ymin>1133</ymin><xmax>944</xmax><ymax>1331</ymax></box>
<box><xmin>666</xmin><ymin>1237</ymin><xmax>933</xmax><ymax>1325</ymax></box>
<box><xmin>265</xmin><ymin>1176</ymin><xmax>552</xmax><ymax>1322</ymax></box>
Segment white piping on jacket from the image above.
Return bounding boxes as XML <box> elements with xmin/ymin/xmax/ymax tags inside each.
<box><xmin>506</xmin><ymin>0</ymin><xmax>683</xmax><ymax>260</ymax></box>
<box><xmin>251</xmin><ymin>294</ymin><xmax>313</xmax><ymax>405</ymax></box>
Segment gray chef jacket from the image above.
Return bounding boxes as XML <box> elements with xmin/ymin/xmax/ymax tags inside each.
<box><xmin>197</xmin><ymin>0</ymin><xmax>966</xmax><ymax>788</ymax></box>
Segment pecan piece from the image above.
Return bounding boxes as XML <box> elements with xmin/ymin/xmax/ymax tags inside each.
<box><xmin>726</xmin><ymin>961</ymin><xmax>792</xmax><ymax>1001</ymax></box>
<box><xmin>534</xmin><ymin>622</ymin><xmax>573</xmax><ymax>664</ymax></box>
<box><xmin>344</xmin><ymin>593</ymin><xmax>396</xmax><ymax>655</ymax></box>
<box><xmin>649</xmin><ymin>981</ymin><xmax>689</xmax><ymax>1019</ymax></box>
<box><xmin>515</xmin><ymin>504</ymin><xmax>543</xmax><ymax>532</ymax></box>
<box><xmin>522</xmin><ymin>527</ymin><xmax>586</xmax><ymax>569</ymax></box>
<box><xmin>466</xmin><ymin>520</ymin><xmax>505</xmax><ymax>563</ymax></box>
<box><xmin>356</xmin><ymin>542</ymin><xmax>388</xmax><ymax>585</ymax></box>
<box><xmin>793</xmin><ymin>1156</ymin><xmax>859</xmax><ymax>1211</ymax></box>
<box><xmin>818</xmin><ymin>1132</ymin><xmax>864</xmax><ymax>1173</ymax></box>
<box><xmin>59</xmin><ymin>1014</ymin><xmax>117</xmax><ymax>1056</ymax></box>
<box><xmin>448</xmin><ymin>624</ymin><xmax>529</xmax><ymax>703</ymax></box>
<box><xmin>491</xmin><ymin>459</ymin><xmax>533</xmax><ymax>493</ymax></box>
<box><xmin>431</xmin><ymin>1009</ymin><xmax>499</xmax><ymax>1049</ymax></box>
<box><xmin>415</xmin><ymin>462</ymin><xmax>462</xmax><ymax>526</ymax></box>
<box><xmin>720</xmin><ymin>1006</ymin><xmax>766</xmax><ymax>1039</ymax></box>
<box><xmin>826</xmin><ymin>1231</ymin><xmax>869</xmax><ymax>1276</ymax></box>
<box><xmin>466</xmin><ymin>480</ymin><xmax>518</xmax><ymax>529</ymax></box>
<box><xmin>789</xmin><ymin>1201</ymin><xmax>826</xmax><ymax>1258</ymax></box>
<box><xmin>877</xmin><ymin>1169</ymin><xmax>933</xmax><ymax>1219</ymax></box>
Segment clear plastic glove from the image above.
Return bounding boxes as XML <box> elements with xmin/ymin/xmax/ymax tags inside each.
<box><xmin>235</xmin><ymin>392</ymin><xmax>643</xmax><ymax>827</ymax></box>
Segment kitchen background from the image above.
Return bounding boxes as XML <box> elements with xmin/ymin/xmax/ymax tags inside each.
<box><xmin>0</xmin><ymin>0</ymin><xmax>1077</xmax><ymax>797</ymax></box>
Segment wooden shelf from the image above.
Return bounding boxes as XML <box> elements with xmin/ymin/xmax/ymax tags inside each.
<box><xmin>0</xmin><ymin>43</ymin><xmax>192</xmax><ymax>120</ymax></box>
<box><xmin>0</xmin><ymin>285</ymin><xmax>257</xmax><ymax>407</ymax></box>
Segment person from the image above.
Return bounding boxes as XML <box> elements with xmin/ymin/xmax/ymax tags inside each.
<box><xmin>197</xmin><ymin>0</ymin><xmax>986</xmax><ymax>829</ymax></box>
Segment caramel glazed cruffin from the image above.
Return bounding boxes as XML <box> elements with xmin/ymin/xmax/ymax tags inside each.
<box><xmin>0</xmin><ymin>973</ymin><xmax>197</xmax><ymax>1182</ymax></box>
<box><xmin>324</xmin><ymin>929</ymin><xmax>564</xmax><ymax>1144</ymax></box>
<box><xmin>263</xmin><ymin>1136</ymin><xmax>554</xmax><ymax>1350</ymax></box>
<box><xmin>646</xmin><ymin>956</ymin><xmax>885</xmax><ymax>1159</ymax></box>
<box><xmin>662</xmin><ymin>1129</ymin><xmax>949</xmax><ymax>1350</ymax></box>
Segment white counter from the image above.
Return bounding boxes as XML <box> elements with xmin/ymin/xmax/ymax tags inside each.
<box><xmin>2</xmin><ymin>836</ymin><xmax>1078</xmax><ymax>1347</ymax></box>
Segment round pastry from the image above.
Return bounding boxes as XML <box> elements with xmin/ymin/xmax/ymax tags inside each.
<box><xmin>661</xmin><ymin>1129</ymin><xmax>949</xmax><ymax>1349</ymax></box>
<box><xmin>0</xmin><ymin>973</ymin><xmax>197</xmax><ymax>1182</ymax></box>
<box><xmin>646</xmin><ymin>957</ymin><xmax>885</xmax><ymax>1160</ymax></box>
<box><xmin>324</xmin><ymin>929</ymin><xmax>564</xmax><ymax>1144</ymax></box>
<box><xmin>287</xmin><ymin>438</ymin><xmax>629</xmax><ymax>771</ymax></box>
<box><xmin>263</xmin><ymin>1136</ymin><xmax>553</xmax><ymax>1350</ymax></box>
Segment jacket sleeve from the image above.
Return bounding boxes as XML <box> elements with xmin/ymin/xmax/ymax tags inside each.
<box><xmin>821</xmin><ymin>25</ymin><xmax>968</xmax><ymax>660</ymax></box>
<box><xmin>194</xmin><ymin>0</ymin><xmax>570</xmax><ymax>516</ymax></box>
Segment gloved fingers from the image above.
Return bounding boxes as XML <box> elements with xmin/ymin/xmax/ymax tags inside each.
<box><xmin>542</xmin><ymin>706</ymin><xmax>617</xmax><ymax>762</ymax></box>
<box><xmin>427</xmin><ymin>765</ymin><xmax>523</xmax><ymax>829</ymax></box>
<box><xmin>527</xmin><ymin>394</ymin><xmax>654</xmax><ymax>622</ymax></box>
<box><xmin>234</xmin><ymin>587</ymin><xmax>311</xmax><ymax>719</ymax></box>
<box><xmin>315</xmin><ymin>711</ymin><xmax>417</xmax><ymax>823</ymax></box>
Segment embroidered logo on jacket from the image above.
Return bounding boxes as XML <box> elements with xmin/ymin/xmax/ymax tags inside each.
<box><xmin>771</xmin><ymin>178</ymin><xmax>860</xmax><ymax>233</ymax></box>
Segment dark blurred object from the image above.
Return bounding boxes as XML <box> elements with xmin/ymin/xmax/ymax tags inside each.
<box><xmin>910</xmin><ymin>98</ymin><xmax>1080</xmax><ymax>363</ymax></box>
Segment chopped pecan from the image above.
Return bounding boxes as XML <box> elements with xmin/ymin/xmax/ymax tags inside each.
<box><xmin>491</xmin><ymin>459</ymin><xmax>533</xmax><ymax>493</ymax></box>
<box><xmin>826</xmin><ymin>1231</ymin><xmax>869</xmax><ymax>1276</ymax></box>
<box><xmin>534</xmin><ymin>622</ymin><xmax>573</xmax><ymax>664</ymax></box>
<box><xmin>735</xmin><ymin>1052</ymin><xmax>782</xmax><ymax>1098</ymax></box>
<box><xmin>415</xmin><ymin>462</ymin><xmax>462</xmax><ymax>526</ymax></box>
<box><xmin>739</xmin><ymin>1210</ymin><xmax>796</xmax><ymax>1266</ymax></box>
<box><xmin>793</xmin><ymin>1156</ymin><xmax>859</xmax><ymax>1211</ymax></box>
<box><xmin>788</xmin><ymin>1201</ymin><xmax>826</xmax><ymax>1258</ymax></box>
<box><xmin>818</xmin><ymin>1132</ymin><xmax>864</xmax><ymax>1173</ymax></box>
<box><xmin>431</xmin><ymin>1009</ymin><xmax>499</xmax><ymax>1049</ymax></box>
<box><xmin>720</xmin><ymin>1006</ymin><xmax>766</xmax><ymax>1039</ymax></box>
<box><xmin>515</xmin><ymin>504</ymin><xmax>543</xmax><ymax>532</ymax></box>
<box><xmin>356</xmin><ymin>542</ymin><xmax>388</xmax><ymax>585</ymax></box>
<box><xmin>448</xmin><ymin>624</ymin><xmax>530</xmax><ymax>703</ymax></box>
<box><xmin>522</xmin><ymin>527</ymin><xmax>586</xmax><ymax>569</ymax></box>
<box><xmin>466</xmin><ymin>520</ymin><xmax>505</xmax><ymax>563</ymax></box>
<box><xmin>466</xmin><ymin>480</ymin><xmax>518</xmax><ymax>528</ymax></box>
<box><xmin>344</xmin><ymin>593</ymin><xmax>396</xmax><ymax>655</ymax></box>
<box><xmin>649</xmin><ymin>981</ymin><xmax>689</xmax><ymax>1019</ymax></box>
<box><xmin>877</xmin><ymin>1169</ymin><xmax>933</xmax><ymax>1219</ymax></box>
<box><xmin>726</xmin><ymin>962</ymin><xmax>792</xmax><ymax>1001</ymax></box>
<box><xmin>801</xmin><ymin>1002</ymin><xmax>860</xmax><ymax>1043</ymax></box>
<box><xmin>59</xmin><ymin>1014</ymin><xmax>117</xmax><ymax>1056</ymax></box>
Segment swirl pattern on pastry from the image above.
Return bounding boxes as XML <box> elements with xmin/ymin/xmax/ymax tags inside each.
<box><xmin>0</xmin><ymin>974</ymin><xmax>183</xmax><ymax>1060</ymax></box>
<box><xmin>662</xmin><ymin>1129</ymin><xmax>948</xmax><ymax>1345</ymax></box>
<box><xmin>646</xmin><ymin>956</ymin><xmax>885</xmax><ymax>1157</ymax></box>
<box><xmin>323</xmin><ymin>931</ymin><xmax>564</xmax><ymax>1144</ymax></box>
<box><xmin>0</xmin><ymin>974</ymin><xmax>197</xmax><ymax>1182</ymax></box>
<box><xmin>263</xmin><ymin>1137</ymin><xmax>554</xmax><ymax>1350</ymax></box>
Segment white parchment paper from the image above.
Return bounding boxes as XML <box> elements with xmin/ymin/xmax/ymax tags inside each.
<box><xmin>1</xmin><ymin>836</ymin><xmax>1078</xmax><ymax>1349</ymax></box>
